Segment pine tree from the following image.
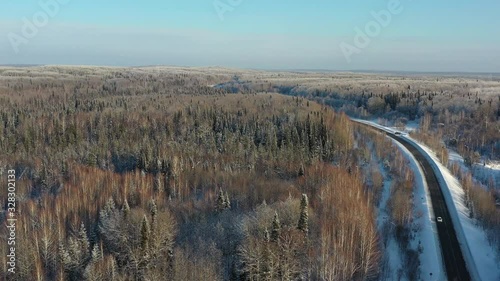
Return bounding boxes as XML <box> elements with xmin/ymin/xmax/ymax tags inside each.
<box><xmin>59</xmin><ymin>241</ymin><xmax>72</xmax><ymax>271</ymax></box>
<box><xmin>78</xmin><ymin>223</ymin><xmax>90</xmax><ymax>258</ymax></box>
<box><xmin>298</xmin><ymin>194</ymin><xmax>309</xmax><ymax>234</ymax></box>
<box><xmin>101</xmin><ymin>198</ymin><xmax>116</xmax><ymax>220</ymax></box>
<box><xmin>149</xmin><ymin>199</ymin><xmax>158</xmax><ymax>222</ymax></box>
<box><xmin>264</xmin><ymin>228</ymin><xmax>270</xmax><ymax>243</ymax></box>
<box><xmin>90</xmin><ymin>244</ymin><xmax>101</xmax><ymax>263</ymax></box>
<box><xmin>216</xmin><ymin>188</ymin><xmax>226</xmax><ymax>212</ymax></box>
<box><xmin>59</xmin><ymin>224</ymin><xmax>92</xmax><ymax>280</ymax></box>
<box><xmin>298</xmin><ymin>164</ymin><xmax>305</xmax><ymax>177</ymax></box>
<box><xmin>271</xmin><ymin>212</ymin><xmax>281</xmax><ymax>242</ymax></box>
<box><xmin>140</xmin><ymin>215</ymin><xmax>150</xmax><ymax>254</ymax></box>
<box><xmin>122</xmin><ymin>199</ymin><xmax>130</xmax><ymax>218</ymax></box>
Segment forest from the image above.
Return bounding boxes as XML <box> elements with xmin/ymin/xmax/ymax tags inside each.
<box><xmin>215</xmin><ymin>71</ymin><xmax>500</xmax><ymax>251</ymax></box>
<box><xmin>215</xmin><ymin>72</ymin><xmax>500</xmax><ymax>161</ymax></box>
<box><xmin>0</xmin><ymin>66</ymin><xmax>393</xmax><ymax>281</ymax></box>
<box><xmin>0</xmin><ymin>66</ymin><xmax>498</xmax><ymax>280</ymax></box>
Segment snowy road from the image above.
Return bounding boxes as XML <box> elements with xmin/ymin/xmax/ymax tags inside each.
<box><xmin>390</xmin><ymin>133</ymin><xmax>471</xmax><ymax>281</ymax></box>
<box><xmin>355</xmin><ymin>120</ymin><xmax>473</xmax><ymax>281</ymax></box>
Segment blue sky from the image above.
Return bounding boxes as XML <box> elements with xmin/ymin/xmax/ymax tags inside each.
<box><xmin>1</xmin><ymin>0</ymin><xmax>499</xmax><ymax>72</ymax></box>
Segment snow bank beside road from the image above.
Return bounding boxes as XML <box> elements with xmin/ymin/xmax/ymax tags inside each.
<box><xmin>353</xmin><ymin>118</ymin><xmax>499</xmax><ymax>281</ymax></box>
<box><xmin>414</xmin><ymin>143</ymin><xmax>499</xmax><ymax>281</ymax></box>
<box><xmin>392</xmin><ymin>141</ymin><xmax>445</xmax><ymax>281</ymax></box>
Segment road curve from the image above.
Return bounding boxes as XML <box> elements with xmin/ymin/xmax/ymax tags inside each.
<box><xmin>356</xmin><ymin>122</ymin><xmax>471</xmax><ymax>281</ymax></box>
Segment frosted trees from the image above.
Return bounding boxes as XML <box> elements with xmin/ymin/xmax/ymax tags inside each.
<box><xmin>297</xmin><ymin>194</ymin><xmax>309</xmax><ymax>234</ymax></box>
<box><xmin>97</xmin><ymin>198</ymin><xmax>176</xmax><ymax>279</ymax></box>
<box><xmin>238</xmin><ymin>198</ymin><xmax>309</xmax><ymax>280</ymax></box>
<box><xmin>271</xmin><ymin>212</ymin><xmax>281</xmax><ymax>242</ymax></box>
<box><xmin>216</xmin><ymin>188</ymin><xmax>231</xmax><ymax>212</ymax></box>
<box><xmin>140</xmin><ymin>215</ymin><xmax>150</xmax><ymax>254</ymax></box>
<box><xmin>59</xmin><ymin>223</ymin><xmax>91</xmax><ymax>280</ymax></box>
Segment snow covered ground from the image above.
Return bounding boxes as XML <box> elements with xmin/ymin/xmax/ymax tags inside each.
<box><xmin>414</xmin><ymin>143</ymin><xmax>499</xmax><ymax>281</ymax></box>
<box><xmin>354</xmin><ymin>118</ymin><xmax>500</xmax><ymax>281</ymax></box>
<box><xmin>392</xmin><ymin>141</ymin><xmax>446</xmax><ymax>281</ymax></box>
<box><xmin>472</xmin><ymin>161</ymin><xmax>500</xmax><ymax>189</ymax></box>
<box><xmin>367</xmin><ymin>135</ymin><xmax>444</xmax><ymax>280</ymax></box>
<box><xmin>375</xmin><ymin>165</ymin><xmax>404</xmax><ymax>281</ymax></box>
<box><xmin>449</xmin><ymin>150</ymin><xmax>500</xmax><ymax>190</ymax></box>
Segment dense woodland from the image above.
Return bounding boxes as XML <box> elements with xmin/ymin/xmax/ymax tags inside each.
<box><xmin>0</xmin><ymin>66</ymin><xmax>498</xmax><ymax>280</ymax></box>
<box><xmin>0</xmin><ymin>67</ymin><xmax>388</xmax><ymax>281</ymax></box>
<box><xmin>216</xmin><ymin>73</ymin><xmax>500</xmax><ymax>161</ymax></box>
<box><xmin>215</xmin><ymin>72</ymin><xmax>500</xmax><ymax>256</ymax></box>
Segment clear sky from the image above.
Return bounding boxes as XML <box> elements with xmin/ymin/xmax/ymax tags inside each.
<box><xmin>1</xmin><ymin>0</ymin><xmax>499</xmax><ymax>72</ymax></box>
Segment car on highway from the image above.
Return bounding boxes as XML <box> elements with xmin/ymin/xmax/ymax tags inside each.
<box><xmin>437</xmin><ymin>217</ymin><xmax>443</xmax><ymax>223</ymax></box>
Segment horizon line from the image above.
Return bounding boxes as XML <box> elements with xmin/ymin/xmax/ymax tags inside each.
<box><xmin>1</xmin><ymin>63</ymin><xmax>499</xmax><ymax>76</ymax></box>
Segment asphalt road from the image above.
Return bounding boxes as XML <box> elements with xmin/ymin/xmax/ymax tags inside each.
<box><xmin>359</xmin><ymin>123</ymin><xmax>471</xmax><ymax>281</ymax></box>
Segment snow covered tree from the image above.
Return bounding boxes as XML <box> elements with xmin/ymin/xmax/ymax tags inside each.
<box><xmin>216</xmin><ymin>188</ymin><xmax>230</xmax><ymax>212</ymax></box>
<box><xmin>122</xmin><ymin>199</ymin><xmax>130</xmax><ymax>218</ymax></box>
<box><xmin>149</xmin><ymin>199</ymin><xmax>158</xmax><ymax>224</ymax></box>
<box><xmin>271</xmin><ymin>212</ymin><xmax>281</xmax><ymax>242</ymax></box>
<box><xmin>264</xmin><ymin>227</ymin><xmax>270</xmax><ymax>243</ymax></box>
<box><xmin>59</xmin><ymin>223</ymin><xmax>92</xmax><ymax>280</ymax></box>
<box><xmin>140</xmin><ymin>215</ymin><xmax>150</xmax><ymax>254</ymax></box>
<box><xmin>298</xmin><ymin>194</ymin><xmax>309</xmax><ymax>234</ymax></box>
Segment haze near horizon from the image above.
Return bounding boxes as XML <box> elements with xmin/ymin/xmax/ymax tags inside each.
<box><xmin>1</xmin><ymin>0</ymin><xmax>500</xmax><ymax>72</ymax></box>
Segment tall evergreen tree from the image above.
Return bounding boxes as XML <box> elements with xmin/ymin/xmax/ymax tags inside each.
<box><xmin>78</xmin><ymin>223</ymin><xmax>90</xmax><ymax>257</ymax></box>
<box><xmin>298</xmin><ymin>194</ymin><xmax>309</xmax><ymax>234</ymax></box>
<box><xmin>149</xmin><ymin>199</ymin><xmax>158</xmax><ymax>222</ymax></box>
<box><xmin>90</xmin><ymin>244</ymin><xmax>101</xmax><ymax>262</ymax></box>
<box><xmin>216</xmin><ymin>188</ymin><xmax>227</xmax><ymax>212</ymax></box>
<box><xmin>122</xmin><ymin>199</ymin><xmax>130</xmax><ymax>218</ymax></box>
<box><xmin>140</xmin><ymin>215</ymin><xmax>150</xmax><ymax>254</ymax></box>
<box><xmin>264</xmin><ymin>227</ymin><xmax>270</xmax><ymax>243</ymax></box>
<box><xmin>271</xmin><ymin>212</ymin><xmax>281</xmax><ymax>242</ymax></box>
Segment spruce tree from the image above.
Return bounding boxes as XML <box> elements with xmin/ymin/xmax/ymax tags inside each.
<box><xmin>122</xmin><ymin>199</ymin><xmax>130</xmax><ymax>218</ymax></box>
<box><xmin>149</xmin><ymin>199</ymin><xmax>158</xmax><ymax>222</ymax></box>
<box><xmin>90</xmin><ymin>244</ymin><xmax>101</xmax><ymax>262</ymax></box>
<box><xmin>216</xmin><ymin>188</ymin><xmax>226</xmax><ymax>212</ymax></box>
<box><xmin>271</xmin><ymin>212</ymin><xmax>281</xmax><ymax>242</ymax></box>
<box><xmin>298</xmin><ymin>194</ymin><xmax>309</xmax><ymax>234</ymax></box>
<box><xmin>78</xmin><ymin>223</ymin><xmax>90</xmax><ymax>257</ymax></box>
<box><xmin>140</xmin><ymin>215</ymin><xmax>150</xmax><ymax>254</ymax></box>
<box><xmin>101</xmin><ymin>198</ymin><xmax>116</xmax><ymax>220</ymax></box>
<box><xmin>264</xmin><ymin>228</ymin><xmax>270</xmax><ymax>243</ymax></box>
